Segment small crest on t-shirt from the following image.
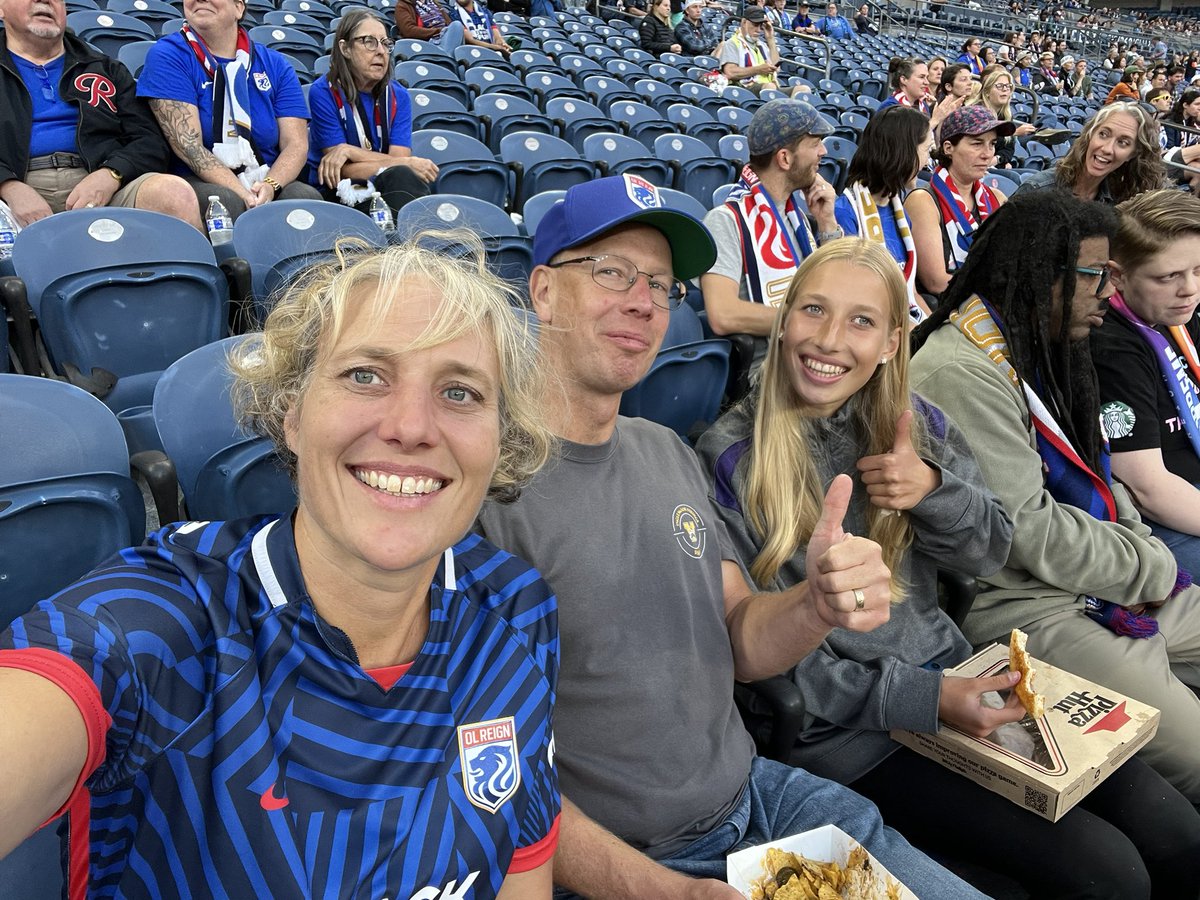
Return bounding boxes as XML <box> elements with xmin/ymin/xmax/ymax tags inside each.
<box><xmin>458</xmin><ymin>717</ymin><xmax>520</xmax><ymax>813</ymax></box>
<box><xmin>672</xmin><ymin>504</ymin><xmax>707</xmax><ymax>559</ymax></box>
<box><xmin>254</xmin><ymin>72</ymin><xmax>272</xmax><ymax>91</ymax></box>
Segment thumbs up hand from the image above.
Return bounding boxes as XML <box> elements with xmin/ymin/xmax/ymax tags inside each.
<box><xmin>805</xmin><ymin>475</ymin><xmax>892</xmax><ymax>632</ymax></box>
<box><xmin>856</xmin><ymin>409</ymin><xmax>941</xmax><ymax>512</ymax></box>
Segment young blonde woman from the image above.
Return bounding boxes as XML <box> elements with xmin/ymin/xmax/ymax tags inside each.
<box><xmin>696</xmin><ymin>237</ymin><xmax>1200</xmax><ymax>900</ymax></box>
<box><xmin>968</xmin><ymin>68</ymin><xmax>1035</xmax><ymax>168</ymax></box>
<box><xmin>638</xmin><ymin>0</ymin><xmax>682</xmax><ymax>57</ymax></box>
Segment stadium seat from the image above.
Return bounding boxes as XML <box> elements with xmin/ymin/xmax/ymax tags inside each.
<box><xmin>610</xmin><ymin>99</ymin><xmax>676</xmax><ymax>149</ymax></box>
<box><xmin>819</xmin><ymin>135</ymin><xmax>857</xmax><ymax>193</ymax></box>
<box><xmin>0</xmin><ymin>825</ymin><xmax>65</xmax><ymax>900</ymax></box>
<box><xmin>678</xmin><ymin>81</ymin><xmax>726</xmax><ymax>116</ymax></box>
<box><xmin>719</xmin><ymin>133</ymin><xmax>750</xmax><ymax>166</ymax></box>
<box><xmin>622</xmin><ymin>46</ymin><xmax>654</xmax><ymax>64</ymax></box>
<box><xmin>546</xmin><ymin>96</ymin><xmax>612</xmax><ymax>151</ymax></box>
<box><xmin>498</xmin><ymin>131</ymin><xmax>598</xmax><ymax>212</ymax></box>
<box><xmin>632</xmin><ymin>77</ymin><xmax>688</xmax><ymax>116</ymax></box>
<box><xmin>653</xmin><ymin>133</ymin><xmax>738</xmax><ymax>208</ymax></box>
<box><xmin>526</xmin><ymin>70</ymin><xmax>589</xmax><ymax>106</ymax></box>
<box><xmin>396</xmin><ymin>60</ymin><xmax>472</xmax><ymax>105</ymax></box>
<box><xmin>982</xmin><ymin>172</ymin><xmax>1021</xmax><ymax>196</ymax></box>
<box><xmin>603</xmin><ymin>56</ymin><xmax>647</xmax><ymax>81</ymax></box>
<box><xmin>107</xmin><ymin>0</ymin><xmax>184</xmax><ymax>32</ymax></box>
<box><xmin>465</xmin><ymin>66</ymin><xmax>538</xmax><ymax>103</ymax></box>
<box><xmin>456</xmin><ymin>42</ymin><xmax>520</xmax><ymax>71</ymax></box>
<box><xmin>582</xmin><ymin>132</ymin><xmax>672</xmax><ymax>186</ymax></box>
<box><xmin>116</xmin><ymin>38</ymin><xmax>156</xmax><ymax>77</ymax></box>
<box><xmin>263</xmin><ymin>9</ymin><xmax>326</xmax><ymax>36</ymax></box>
<box><xmin>522</xmin><ymin>189</ymin><xmax>566</xmax><ymax>235</ymax></box>
<box><xmin>473</xmin><ymin>93</ymin><xmax>558</xmax><ymax>151</ymax></box>
<box><xmin>231</xmin><ymin>199</ymin><xmax>383</xmax><ymax>322</ymax></box>
<box><xmin>510</xmin><ymin>48</ymin><xmax>559</xmax><ymax>76</ymax></box>
<box><xmin>581</xmin><ymin>74</ymin><xmax>639</xmax><ymax>108</ymax></box>
<box><xmin>646</xmin><ymin>61</ymin><xmax>687</xmax><ymax>86</ymax></box>
<box><xmin>65</xmin><ymin>10</ymin><xmax>156</xmax><ymax>57</ymax></box>
<box><xmin>712</xmin><ymin>183</ymin><xmax>735</xmax><ymax>207</ymax></box>
<box><xmin>557</xmin><ymin>52</ymin><xmax>605</xmax><ymax>83</ymax></box>
<box><xmin>411</xmin><ymin>128</ymin><xmax>511</xmax><ymax>209</ymax></box>
<box><xmin>393</xmin><ymin>38</ymin><xmax>455</xmax><ymax>67</ymax></box>
<box><xmin>12</xmin><ymin>208</ymin><xmax>228</xmax><ymax>452</ymax></box>
<box><xmin>153</xmin><ymin>336</ymin><xmax>296</xmax><ymax>521</ymax></box>
<box><xmin>392</xmin><ymin>194</ymin><xmax>533</xmax><ymax>292</ymax></box>
<box><xmin>666</xmin><ymin>103</ymin><xmax>729</xmax><ymax>154</ymax></box>
<box><xmin>619</xmin><ymin>339</ymin><xmax>731</xmax><ymax>441</ymax></box>
<box><xmin>408</xmin><ymin>89</ymin><xmax>483</xmax><ymax>140</ymax></box>
<box><xmin>247</xmin><ymin>25</ymin><xmax>323</xmax><ymax>71</ymax></box>
<box><xmin>281</xmin><ymin>0</ymin><xmax>336</xmax><ymax>23</ymax></box>
<box><xmin>0</xmin><ymin>374</ymin><xmax>145</xmax><ymax>630</ymax></box>
<box><xmin>715</xmin><ymin>104</ymin><xmax>753</xmax><ymax>133</ymax></box>
<box><xmin>656</xmin><ymin>186</ymin><xmax>709</xmax><ymax>221</ymax></box>
<box><xmin>662</xmin><ymin>300</ymin><xmax>704</xmax><ymax>349</ymax></box>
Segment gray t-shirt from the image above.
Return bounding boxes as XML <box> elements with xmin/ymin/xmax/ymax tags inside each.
<box><xmin>703</xmin><ymin>204</ymin><xmax>752</xmax><ymax>302</ymax></box>
<box><xmin>476</xmin><ymin>417</ymin><xmax>755</xmax><ymax>859</ymax></box>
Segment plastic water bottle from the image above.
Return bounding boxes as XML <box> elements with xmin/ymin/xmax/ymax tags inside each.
<box><xmin>0</xmin><ymin>201</ymin><xmax>18</xmax><ymax>261</ymax></box>
<box><xmin>368</xmin><ymin>192</ymin><xmax>394</xmax><ymax>233</ymax></box>
<box><xmin>205</xmin><ymin>195</ymin><xmax>233</xmax><ymax>246</ymax></box>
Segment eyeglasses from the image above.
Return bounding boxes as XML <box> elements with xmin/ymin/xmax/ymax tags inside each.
<box><xmin>548</xmin><ymin>255</ymin><xmax>687</xmax><ymax>310</ymax></box>
<box><xmin>34</xmin><ymin>64</ymin><xmax>54</xmax><ymax>101</ymax></box>
<box><xmin>349</xmin><ymin>35</ymin><xmax>395</xmax><ymax>51</ymax></box>
<box><xmin>1075</xmin><ymin>264</ymin><xmax>1111</xmax><ymax>296</ymax></box>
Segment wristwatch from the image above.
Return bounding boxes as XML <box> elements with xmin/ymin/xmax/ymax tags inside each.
<box><xmin>816</xmin><ymin>227</ymin><xmax>844</xmax><ymax>244</ymax></box>
<box><xmin>105</xmin><ymin>167</ymin><xmax>123</xmax><ymax>184</ymax></box>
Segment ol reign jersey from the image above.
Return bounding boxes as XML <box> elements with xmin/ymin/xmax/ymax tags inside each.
<box><xmin>0</xmin><ymin>516</ymin><xmax>559</xmax><ymax>899</ymax></box>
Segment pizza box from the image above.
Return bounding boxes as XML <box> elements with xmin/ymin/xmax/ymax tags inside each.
<box><xmin>891</xmin><ymin>642</ymin><xmax>1160</xmax><ymax>822</ymax></box>
<box><xmin>726</xmin><ymin>824</ymin><xmax>918</xmax><ymax>899</ymax></box>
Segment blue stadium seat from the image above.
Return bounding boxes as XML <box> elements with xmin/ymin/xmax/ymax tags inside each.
<box><xmin>392</xmin><ymin>194</ymin><xmax>532</xmax><ymax>291</ymax></box>
<box><xmin>116</xmin><ymin>38</ymin><xmax>156</xmax><ymax>77</ymax></box>
<box><xmin>712</xmin><ymin>183</ymin><xmax>735</xmax><ymax>207</ymax></box>
<box><xmin>107</xmin><ymin>0</ymin><xmax>184</xmax><ymax>32</ymax></box>
<box><xmin>65</xmin><ymin>10</ymin><xmax>156</xmax><ymax>57</ymax></box>
<box><xmin>622</xmin><ymin>46</ymin><xmax>654</xmax><ymax>64</ymax></box>
<box><xmin>546</xmin><ymin>96</ymin><xmax>612</xmax><ymax>151</ymax></box>
<box><xmin>393</xmin><ymin>38</ymin><xmax>455</xmax><ymax>67</ymax></box>
<box><xmin>498</xmin><ymin>131</ymin><xmax>598</xmax><ymax>212</ymax></box>
<box><xmin>231</xmin><ymin>199</ymin><xmax>383</xmax><ymax>322</ymax></box>
<box><xmin>411</xmin><ymin>128</ymin><xmax>511</xmax><ymax>209</ymax></box>
<box><xmin>581</xmin><ymin>132</ymin><xmax>673</xmax><ymax>187</ymax></box>
<box><xmin>282</xmin><ymin>0</ymin><xmax>336</xmax><ymax>22</ymax></box>
<box><xmin>395</xmin><ymin>59</ymin><xmax>471</xmax><ymax>104</ymax></box>
<box><xmin>619</xmin><ymin>339</ymin><xmax>731</xmax><ymax>440</ymax></box>
<box><xmin>510</xmin><ymin>48</ymin><xmax>559</xmax><ymax>76</ymax></box>
<box><xmin>646</xmin><ymin>61</ymin><xmax>687</xmax><ymax>86</ymax></box>
<box><xmin>456</xmin><ymin>44</ymin><xmax>519</xmax><ymax>75</ymax></box>
<box><xmin>522</xmin><ymin>189</ymin><xmax>566</xmax><ymax>236</ymax></box>
<box><xmin>609</xmin><ymin>99</ymin><xmax>676</xmax><ymax>149</ymax></box>
<box><xmin>656</xmin><ymin>186</ymin><xmax>709</xmax><ymax>221</ymax></box>
<box><xmin>581</xmin><ymin>74</ymin><xmax>639</xmax><ymax>108</ymax></box>
<box><xmin>465</xmin><ymin>66</ymin><xmax>538</xmax><ymax>103</ymax></box>
<box><xmin>603</xmin><ymin>57</ymin><xmax>647</xmax><ymax>80</ymax></box>
<box><xmin>473</xmin><ymin>93</ymin><xmax>558</xmax><ymax>151</ymax></box>
<box><xmin>678</xmin><ymin>81</ymin><xmax>726</xmax><ymax>115</ymax></box>
<box><xmin>557</xmin><ymin>52</ymin><xmax>605</xmax><ymax>83</ymax></box>
<box><xmin>982</xmin><ymin>172</ymin><xmax>1021</xmax><ymax>196</ymax></box>
<box><xmin>665</xmin><ymin>103</ymin><xmax>729</xmax><ymax>154</ymax></box>
<box><xmin>0</xmin><ymin>825</ymin><xmax>65</xmax><ymax>900</ymax></box>
<box><xmin>0</xmin><ymin>374</ymin><xmax>145</xmax><ymax>630</ymax></box>
<box><xmin>408</xmin><ymin>88</ymin><xmax>483</xmax><ymax>140</ymax></box>
<box><xmin>662</xmin><ymin>300</ymin><xmax>704</xmax><ymax>348</ymax></box>
<box><xmin>719</xmin><ymin>133</ymin><xmax>750</xmax><ymax>167</ymax></box>
<box><xmin>247</xmin><ymin>25</ymin><xmax>323</xmax><ymax>70</ymax></box>
<box><xmin>525</xmin><ymin>70</ymin><xmax>589</xmax><ymax>106</ymax></box>
<box><xmin>632</xmin><ymin>77</ymin><xmax>687</xmax><ymax>115</ymax></box>
<box><xmin>153</xmin><ymin>336</ymin><xmax>296</xmax><ymax>521</ymax></box>
<box><xmin>715</xmin><ymin>104</ymin><xmax>753</xmax><ymax>133</ymax></box>
<box><xmin>653</xmin><ymin>133</ymin><xmax>738</xmax><ymax>208</ymax></box>
<box><xmin>263</xmin><ymin>8</ymin><xmax>326</xmax><ymax>36</ymax></box>
<box><xmin>12</xmin><ymin>209</ymin><xmax>228</xmax><ymax>452</ymax></box>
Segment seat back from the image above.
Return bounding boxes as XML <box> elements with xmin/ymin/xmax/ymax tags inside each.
<box><xmin>411</xmin><ymin>128</ymin><xmax>511</xmax><ymax>209</ymax></box>
<box><xmin>153</xmin><ymin>336</ymin><xmax>296</xmax><ymax>521</ymax></box>
<box><xmin>581</xmin><ymin>131</ymin><xmax>672</xmax><ymax>187</ymax></box>
<box><xmin>12</xmin><ymin>209</ymin><xmax>227</xmax><ymax>410</ymax></box>
<box><xmin>65</xmin><ymin>10</ymin><xmax>156</xmax><ymax>56</ymax></box>
<box><xmin>231</xmin><ymin>200</ymin><xmax>384</xmax><ymax>321</ymax></box>
<box><xmin>618</xmin><ymin>340</ymin><xmax>731</xmax><ymax>440</ymax></box>
<box><xmin>116</xmin><ymin>38</ymin><xmax>156</xmax><ymax>77</ymax></box>
<box><xmin>408</xmin><ymin>88</ymin><xmax>482</xmax><ymax>138</ymax></box>
<box><xmin>498</xmin><ymin>131</ymin><xmax>597</xmax><ymax>211</ymax></box>
<box><xmin>522</xmin><ymin>189</ymin><xmax>566</xmax><ymax>235</ymax></box>
<box><xmin>653</xmin><ymin>134</ymin><xmax>737</xmax><ymax>207</ymax></box>
<box><xmin>0</xmin><ymin>375</ymin><xmax>145</xmax><ymax>630</ymax></box>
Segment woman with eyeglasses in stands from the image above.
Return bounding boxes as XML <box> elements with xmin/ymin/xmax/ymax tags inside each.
<box><xmin>137</xmin><ymin>0</ymin><xmax>321</xmax><ymax>220</ymax></box>
<box><xmin>306</xmin><ymin>10</ymin><xmax>438</xmax><ymax>216</ymax></box>
<box><xmin>967</xmin><ymin>68</ymin><xmax>1035</xmax><ymax>168</ymax></box>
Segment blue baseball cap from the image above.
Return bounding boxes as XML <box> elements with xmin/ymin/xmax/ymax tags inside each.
<box><xmin>531</xmin><ymin>175</ymin><xmax>716</xmax><ymax>281</ymax></box>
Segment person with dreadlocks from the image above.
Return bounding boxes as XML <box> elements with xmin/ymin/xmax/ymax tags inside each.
<box><xmin>910</xmin><ymin>189</ymin><xmax>1200</xmax><ymax>808</ymax></box>
<box><xmin>697</xmin><ymin>235</ymin><xmax>1200</xmax><ymax>900</ymax></box>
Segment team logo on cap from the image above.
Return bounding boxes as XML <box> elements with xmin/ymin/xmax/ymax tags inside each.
<box><xmin>623</xmin><ymin>174</ymin><xmax>661</xmax><ymax>209</ymax></box>
<box><xmin>458</xmin><ymin>717</ymin><xmax>521</xmax><ymax>813</ymax></box>
<box><xmin>672</xmin><ymin>504</ymin><xmax>707</xmax><ymax>559</ymax></box>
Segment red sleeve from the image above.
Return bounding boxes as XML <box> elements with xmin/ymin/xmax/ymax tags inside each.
<box><xmin>508</xmin><ymin>812</ymin><xmax>560</xmax><ymax>874</ymax></box>
<box><xmin>0</xmin><ymin>648</ymin><xmax>111</xmax><ymax>824</ymax></box>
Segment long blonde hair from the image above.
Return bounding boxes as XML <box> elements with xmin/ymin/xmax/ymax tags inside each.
<box><xmin>743</xmin><ymin>240</ymin><xmax>918</xmax><ymax>595</ymax></box>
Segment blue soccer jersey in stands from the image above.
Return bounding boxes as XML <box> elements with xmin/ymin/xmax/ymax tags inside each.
<box><xmin>136</xmin><ymin>32</ymin><xmax>310</xmax><ymax>170</ymax></box>
<box><xmin>306</xmin><ymin>76</ymin><xmax>414</xmax><ymax>175</ymax></box>
<box><xmin>0</xmin><ymin>515</ymin><xmax>559</xmax><ymax>899</ymax></box>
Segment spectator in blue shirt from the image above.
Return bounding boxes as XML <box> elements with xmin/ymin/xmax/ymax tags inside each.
<box><xmin>138</xmin><ymin>0</ymin><xmax>319</xmax><ymax>219</ymax></box>
<box><xmin>816</xmin><ymin>2</ymin><xmax>854</xmax><ymax>40</ymax></box>
<box><xmin>307</xmin><ymin>11</ymin><xmax>438</xmax><ymax>216</ymax></box>
<box><xmin>792</xmin><ymin>0</ymin><xmax>817</xmax><ymax>32</ymax></box>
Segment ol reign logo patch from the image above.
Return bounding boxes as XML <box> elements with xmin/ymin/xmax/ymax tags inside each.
<box><xmin>458</xmin><ymin>717</ymin><xmax>520</xmax><ymax>813</ymax></box>
<box><xmin>622</xmin><ymin>173</ymin><xmax>660</xmax><ymax>209</ymax></box>
<box><xmin>672</xmin><ymin>504</ymin><xmax>707</xmax><ymax>559</ymax></box>
<box><xmin>1101</xmin><ymin>401</ymin><xmax>1136</xmax><ymax>440</ymax></box>
<box><xmin>254</xmin><ymin>72</ymin><xmax>272</xmax><ymax>91</ymax></box>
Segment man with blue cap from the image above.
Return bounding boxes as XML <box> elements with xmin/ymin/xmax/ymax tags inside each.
<box><xmin>702</xmin><ymin>99</ymin><xmax>842</xmax><ymax>351</ymax></box>
<box><xmin>477</xmin><ymin>175</ymin><xmax>984</xmax><ymax>899</ymax></box>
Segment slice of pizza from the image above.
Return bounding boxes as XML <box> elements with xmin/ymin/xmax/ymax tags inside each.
<box><xmin>1009</xmin><ymin>628</ymin><xmax>1046</xmax><ymax>719</ymax></box>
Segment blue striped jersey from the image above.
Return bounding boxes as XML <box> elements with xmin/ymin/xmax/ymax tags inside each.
<box><xmin>1</xmin><ymin>515</ymin><xmax>559</xmax><ymax>899</ymax></box>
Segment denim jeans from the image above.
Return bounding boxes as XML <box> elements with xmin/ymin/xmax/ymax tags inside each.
<box><xmin>1142</xmin><ymin>513</ymin><xmax>1200</xmax><ymax>581</ymax></box>
<box><xmin>434</xmin><ymin>21</ymin><xmax>465</xmax><ymax>51</ymax></box>
<box><xmin>660</xmin><ymin>757</ymin><xmax>989</xmax><ymax>899</ymax></box>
